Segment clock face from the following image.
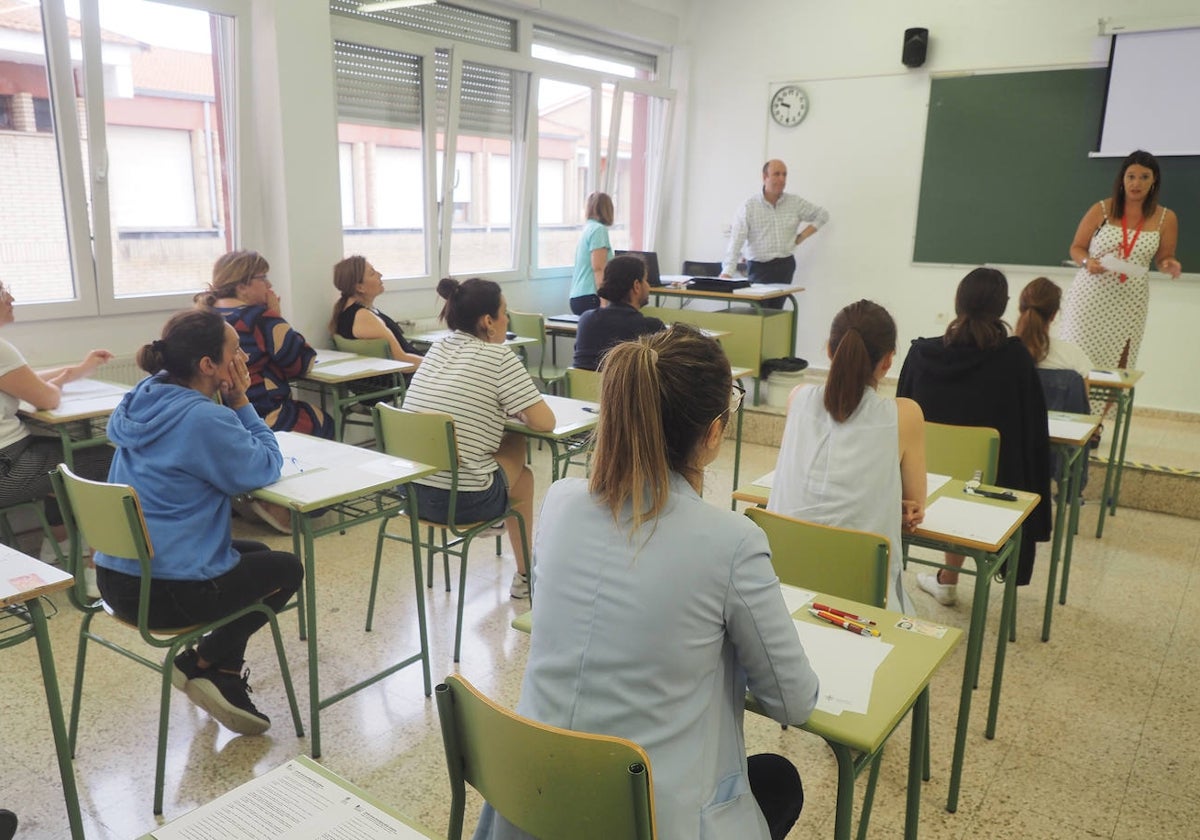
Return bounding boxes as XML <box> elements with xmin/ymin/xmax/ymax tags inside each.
<box><xmin>770</xmin><ymin>85</ymin><xmax>809</xmax><ymax>127</ymax></box>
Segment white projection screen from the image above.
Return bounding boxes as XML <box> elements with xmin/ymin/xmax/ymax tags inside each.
<box><xmin>1097</xmin><ymin>27</ymin><xmax>1200</xmax><ymax>157</ymax></box>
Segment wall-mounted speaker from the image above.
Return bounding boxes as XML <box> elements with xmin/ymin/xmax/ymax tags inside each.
<box><xmin>902</xmin><ymin>27</ymin><xmax>929</xmax><ymax>68</ymax></box>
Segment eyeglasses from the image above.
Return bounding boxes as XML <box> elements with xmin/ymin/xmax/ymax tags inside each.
<box><xmin>248</xmin><ymin>273</ymin><xmax>269</xmax><ymax>283</ymax></box>
<box><xmin>730</xmin><ymin>381</ymin><xmax>746</xmax><ymax>413</ymax></box>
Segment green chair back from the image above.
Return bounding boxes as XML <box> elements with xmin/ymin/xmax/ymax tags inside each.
<box><xmin>507</xmin><ymin>310</ymin><xmax>567</xmax><ymax>393</ymax></box>
<box><xmin>374</xmin><ymin>404</ymin><xmax>455</xmax><ymax>473</ymax></box>
<box><xmin>332</xmin><ymin>335</ymin><xmax>393</xmax><ymax>359</ymax></box>
<box><xmin>924</xmin><ymin>422</ymin><xmax>1000</xmax><ymax>484</ymax></box>
<box><xmin>745</xmin><ymin>508</ymin><xmax>890</xmax><ymax>608</ymax></box>
<box><xmin>435</xmin><ymin>674</ymin><xmax>655</xmax><ymax>840</ymax></box>
<box><xmin>566</xmin><ymin>367</ymin><xmax>602</xmax><ymax>401</ymax></box>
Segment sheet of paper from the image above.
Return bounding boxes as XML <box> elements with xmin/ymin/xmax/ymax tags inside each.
<box><xmin>779</xmin><ymin>583</ymin><xmax>815</xmax><ymax>615</ymax></box>
<box><xmin>926</xmin><ymin>473</ymin><xmax>951</xmax><ymax>497</ymax></box>
<box><xmin>1048</xmin><ymin>417</ymin><xmax>1097</xmax><ymax>441</ymax></box>
<box><xmin>316</xmin><ymin>358</ymin><xmax>401</xmax><ymax>376</ymax></box>
<box><xmin>1098</xmin><ymin>253</ymin><xmax>1147</xmax><ymax>278</ymax></box>
<box><xmin>41</xmin><ymin>395</ymin><xmax>126</xmax><ymax>418</ymax></box>
<box><xmin>313</xmin><ymin>349</ymin><xmax>356</xmax><ymax>365</ymax></box>
<box><xmin>152</xmin><ymin>758</ymin><xmax>429</xmax><ymax>840</ymax></box>
<box><xmin>528</xmin><ymin>395</ymin><xmax>599</xmax><ymax>434</ymax></box>
<box><xmin>755</xmin><ymin>470</ymin><xmax>775</xmax><ymax>489</ymax></box>
<box><xmin>1089</xmin><ymin>369</ymin><xmax>1123</xmax><ymax>384</ymax></box>
<box><xmin>921</xmin><ymin>496</ymin><xmax>1024</xmax><ymax>545</ymax></box>
<box><xmin>60</xmin><ymin>378</ymin><xmax>129</xmax><ymax>397</ymax></box>
<box><xmin>793</xmin><ymin>620</ymin><xmax>893</xmax><ymax>715</ymax></box>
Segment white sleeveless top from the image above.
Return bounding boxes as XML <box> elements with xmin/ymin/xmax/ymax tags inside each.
<box><xmin>768</xmin><ymin>385</ymin><xmax>914</xmax><ymax>614</ymax></box>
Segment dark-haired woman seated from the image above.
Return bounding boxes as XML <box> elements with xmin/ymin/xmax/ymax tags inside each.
<box><xmin>402</xmin><ymin>278</ymin><xmax>554</xmax><ymax>599</ymax></box>
<box><xmin>95</xmin><ymin>309</ymin><xmax>303</xmax><ymax>735</ymax></box>
<box><xmin>330</xmin><ymin>256</ymin><xmax>424</xmax><ymax>369</ymax></box>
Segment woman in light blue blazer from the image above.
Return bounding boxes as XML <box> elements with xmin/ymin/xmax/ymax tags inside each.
<box><xmin>474</xmin><ymin>324</ymin><xmax>820</xmax><ymax>840</ymax></box>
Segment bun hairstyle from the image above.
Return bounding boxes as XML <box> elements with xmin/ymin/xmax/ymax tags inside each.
<box><xmin>437</xmin><ymin>276</ymin><xmax>502</xmax><ymax>337</ymax></box>
<box><xmin>330</xmin><ymin>255</ymin><xmax>367</xmax><ymax>333</ymax></box>
<box><xmin>945</xmin><ymin>267</ymin><xmax>1009</xmax><ymax>351</ymax></box>
<box><xmin>1112</xmin><ymin>149</ymin><xmax>1161</xmax><ymax>218</ymax></box>
<box><xmin>195</xmin><ymin>250</ymin><xmax>269</xmax><ymax>308</ymax></box>
<box><xmin>824</xmin><ymin>300</ymin><xmax>897</xmax><ymax>422</ymax></box>
<box><xmin>590</xmin><ymin>324</ymin><xmax>732</xmax><ymax>533</ymax></box>
<box><xmin>1015</xmin><ymin>276</ymin><xmax>1062</xmax><ymax>364</ymax></box>
<box><xmin>597</xmin><ymin>254</ymin><xmax>646</xmax><ymax>303</ymax></box>
<box><xmin>585</xmin><ymin>191</ymin><xmax>615</xmax><ymax>227</ymax></box>
<box><xmin>137</xmin><ymin>309</ymin><xmax>228</xmax><ymax>384</ymax></box>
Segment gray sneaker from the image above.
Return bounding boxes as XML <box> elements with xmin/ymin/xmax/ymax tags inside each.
<box><xmin>185</xmin><ymin>665</ymin><xmax>271</xmax><ymax>735</ymax></box>
<box><xmin>509</xmin><ymin>571</ymin><xmax>530</xmax><ymax>599</ymax></box>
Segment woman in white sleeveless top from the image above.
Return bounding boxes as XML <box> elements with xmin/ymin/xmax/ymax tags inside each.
<box><xmin>768</xmin><ymin>300</ymin><xmax>925</xmax><ymax>614</ymax></box>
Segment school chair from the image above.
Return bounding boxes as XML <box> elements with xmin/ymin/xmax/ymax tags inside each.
<box><xmin>560</xmin><ymin>367</ymin><xmax>602</xmax><ymax>476</ymax></box>
<box><xmin>924</xmin><ymin>421</ymin><xmax>1000</xmax><ymax>483</ymax></box>
<box><xmin>743</xmin><ymin>508</ymin><xmax>898</xmax><ymax>840</ymax></box>
<box><xmin>329</xmin><ymin>334</ymin><xmax>407</xmax><ymax>434</ymax></box>
<box><xmin>49</xmin><ymin>465</ymin><xmax>304</xmax><ymax>815</ymax></box>
<box><xmin>435</xmin><ymin>673</ymin><xmax>656</xmax><ymax>840</ymax></box>
<box><xmin>368</xmin><ymin>405</ymin><xmax>529</xmax><ymax>662</ymax></box>
<box><xmin>506</xmin><ymin>310</ymin><xmax>568</xmax><ymax>395</ymax></box>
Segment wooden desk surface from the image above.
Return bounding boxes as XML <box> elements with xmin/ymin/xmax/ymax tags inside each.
<box><xmin>19</xmin><ymin>378</ymin><xmax>129</xmax><ymax>424</ymax></box>
<box><xmin>0</xmin><ymin>544</ymin><xmax>73</xmax><ymax>607</ymax></box>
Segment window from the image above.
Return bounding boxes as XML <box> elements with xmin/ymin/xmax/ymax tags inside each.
<box><xmin>0</xmin><ymin>95</ymin><xmax>12</xmax><ymax>130</ymax></box>
<box><xmin>6</xmin><ymin>0</ymin><xmax>244</xmax><ymax>317</ymax></box>
<box><xmin>536</xmin><ymin>78</ymin><xmax>592</xmax><ymax>268</ymax></box>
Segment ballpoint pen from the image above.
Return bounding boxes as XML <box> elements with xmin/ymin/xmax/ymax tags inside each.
<box><xmin>809</xmin><ymin>608</ymin><xmax>880</xmax><ymax>637</ymax></box>
<box><xmin>811</xmin><ymin>602</ymin><xmax>877</xmax><ymax>626</ymax></box>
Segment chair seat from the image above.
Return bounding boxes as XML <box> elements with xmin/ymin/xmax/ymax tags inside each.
<box><xmin>100</xmin><ymin>600</ymin><xmax>205</xmax><ymax>637</ymax></box>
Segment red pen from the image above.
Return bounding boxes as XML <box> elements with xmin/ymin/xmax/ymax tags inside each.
<box><xmin>808</xmin><ymin>608</ymin><xmax>880</xmax><ymax>637</ymax></box>
<box><xmin>812</xmin><ymin>602</ymin><xmax>877</xmax><ymax>626</ymax></box>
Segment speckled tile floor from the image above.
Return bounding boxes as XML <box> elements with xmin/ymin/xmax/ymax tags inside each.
<box><xmin>4</xmin><ymin>437</ymin><xmax>1200</xmax><ymax>839</ymax></box>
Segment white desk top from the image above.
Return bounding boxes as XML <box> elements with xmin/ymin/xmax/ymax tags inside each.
<box><xmin>19</xmin><ymin>378</ymin><xmax>130</xmax><ymax>422</ymax></box>
<box><xmin>252</xmin><ymin>432</ymin><xmax>436</xmax><ymax>512</ymax></box>
<box><xmin>0</xmin><ymin>543</ymin><xmax>73</xmax><ymax>607</ymax></box>
<box><xmin>1048</xmin><ymin>411</ymin><xmax>1101</xmax><ymax>446</ymax></box>
<box><xmin>303</xmin><ymin>354</ymin><xmax>414</xmax><ymax>383</ymax></box>
<box><xmin>506</xmin><ymin>394</ymin><xmax>599</xmax><ymax>440</ymax></box>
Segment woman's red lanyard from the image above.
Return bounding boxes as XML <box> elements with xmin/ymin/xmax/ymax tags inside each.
<box><xmin>1118</xmin><ymin>214</ymin><xmax>1145</xmax><ymax>283</ymax></box>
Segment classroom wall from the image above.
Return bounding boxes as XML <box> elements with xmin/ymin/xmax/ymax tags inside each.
<box><xmin>665</xmin><ymin>0</ymin><xmax>1200</xmax><ymax>413</ymax></box>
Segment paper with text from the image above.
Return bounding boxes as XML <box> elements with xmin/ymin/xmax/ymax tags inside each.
<box><xmin>793</xmin><ymin>620</ymin><xmax>893</xmax><ymax>715</ymax></box>
<box><xmin>921</xmin><ymin>496</ymin><xmax>1024</xmax><ymax>545</ymax></box>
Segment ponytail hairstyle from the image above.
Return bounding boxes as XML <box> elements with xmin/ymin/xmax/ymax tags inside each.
<box><xmin>436</xmin><ymin>277</ymin><xmax>502</xmax><ymax>338</ymax></box>
<box><xmin>1014</xmin><ymin>276</ymin><xmax>1061</xmax><ymax>364</ymax></box>
<box><xmin>330</xmin><ymin>255</ymin><xmax>366</xmax><ymax>333</ymax></box>
<box><xmin>944</xmin><ymin>267</ymin><xmax>1009</xmax><ymax>351</ymax></box>
<box><xmin>597</xmin><ymin>254</ymin><xmax>646</xmax><ymax>303</ymax></box>
<box><xmin>136</xmin><ymin>309</ymin><xmax>228</xmax><ymax>385</ymax></box>
<box><xmin>824</xmin><ymin>300</ymin><xmax>897</xmax><ymax>422</ymax></box>
<box><xmin>195</xmin><ymin>250</ymin><xmax>269</xmax><ymax>308</ymax></box>
<box><xmin>590</xmin><ymin>324</ymin><xmax>732</xmax><ymax>534</ymax></box>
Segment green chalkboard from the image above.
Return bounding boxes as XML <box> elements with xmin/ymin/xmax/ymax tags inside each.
<box><xmin>914</xmin><ymin>68</ymin><xmax>1200</xmax><ymax>269</ymax></box>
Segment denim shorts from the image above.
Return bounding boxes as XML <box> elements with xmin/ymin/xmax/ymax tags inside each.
<box><xmin>413</xmin><ymin>470</ymin><xmax>509</xmax><ymax>525</ymax></box>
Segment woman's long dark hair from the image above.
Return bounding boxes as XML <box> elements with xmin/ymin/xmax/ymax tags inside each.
<box><xmin>944</xmin><ymin>267</ymin><xmax>1009</xmax><ymax>351</ymax></box>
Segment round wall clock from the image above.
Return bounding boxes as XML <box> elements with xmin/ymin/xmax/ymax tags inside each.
<box><xmin>770</xmin><ymin>84</ymin><xmax>809</xmax><ymax>127</ymax></box>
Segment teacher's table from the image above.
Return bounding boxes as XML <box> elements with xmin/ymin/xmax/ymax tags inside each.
<box><xmin>733</xmin><ymin>472</ymin><xmax>1039</xmax><ymax>814</ymax></box>
<box><xmin>512</xmin><ymin>589</ymin><xmax>961</xmax><ymax>840</ymax></box>
<box><xmin>1086</xmin><ymin>368</ymin><xmax>1142</xmax><ymax>537</ymax></box>
<box><xmin>1041</xmin><ymin>412</ymin><xmax>1101</xmax><ymax>642</ymax></box>
<box><xmin>300</xmin><ymin>351</ymin><xmax>415</xmax><ymax>441</ymax></box>
<box><xmin>648</xmin><ymin>277</ymin><xmax>805</xmax><ymax>402</ymax></box>
<box><xmin>252</xmin><ymin>432</ymin><xmax>437</xmax><ymax>758</ymax></box>
<box><xmin>19</xmin><ymin>378</ymin><xmax>128</xmax><ymax>470</ymax></box>
<box><xmin>504</xmin><ymin>394</ymin><xmax>599</xmax><ymax>482</ymax></box>
<box><xmin>1</xmin><ymin>545</ymin><xmax>84</xmax><ymax>839</ymax></box>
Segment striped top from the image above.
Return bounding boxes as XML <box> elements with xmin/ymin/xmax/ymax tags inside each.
<box><xmin>403</xmin><ymin>331</ymin><xmax>543</xmax><ymax>491</ymax></box>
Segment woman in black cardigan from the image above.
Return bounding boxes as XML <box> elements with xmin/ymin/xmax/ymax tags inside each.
<box><xmin>897</xmin><ymin>267</ymin><xmax>1051</xmax><ymax>603</ymax></box>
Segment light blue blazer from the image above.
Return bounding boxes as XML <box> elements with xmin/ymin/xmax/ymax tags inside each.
<box><xmin>473</xmin><ymin>474</ymin><xmax>820</xmax><ymax>840</ymax></box>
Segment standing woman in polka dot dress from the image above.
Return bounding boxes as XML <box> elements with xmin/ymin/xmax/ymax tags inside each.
<box><xmin>1062</xmin><ymin>150</ymin><xmax>1182</xmax><ymax>414</ymax></box>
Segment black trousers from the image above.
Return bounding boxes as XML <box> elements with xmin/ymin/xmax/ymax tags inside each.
<box><xmin>569</xmin><ymin>294</ymin><xmax>600</xmax><ymax>315</ymax></box>
<box><xmin>748</xmin><ymin>752</ymin><xmax>804</xmax><ymax>839</ymax></box>
<box><xmin>96</xmin><ymin>539</ymin><xmax>302</xmax><ymax>669</ymax></box>
<box><xmin>747</xmin><ymin>256</ymin><xmax>796</xmax><ymax>310</ymax></box>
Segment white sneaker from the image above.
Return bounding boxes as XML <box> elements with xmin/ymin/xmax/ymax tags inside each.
<box><xmin>917</xmin><ymin>572</ymin><xmax>957</xmax><ymax>606</ymax></box>
<box><xmin>82</xmin><ymin>564</ymin><xmax>101</xmax><ymax>601</ymax></box>
<box><xmin>39</xmin><ymin>536</ymin><xmax>69</xmax><ymax>566</ymax></box>
<box><xmin>509</xmin><ymin>571</ymin><xmax>530</xmax><ymax>599</ymax></box>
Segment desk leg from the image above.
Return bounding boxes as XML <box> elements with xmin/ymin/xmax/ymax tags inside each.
<box><xmin>947</xmin><ymin>553</ymin><xmax>990</xmax><ymax>812</ymax></box>
<box><xmin>1095</xmin><ymin>388</ymin><xmax>1123</xmax><ymax>538</ymax></box>
<box><xmin>1060</xmin><ymin>449</ymin><xmax>1087</xmax><ymax>606</ymax></box>
<box><xmin>730</xmin><ymin>394</ymin><xmax>745</xmax><ymax>511</ymax></box>
<box><xmin>1109</xmin><ymin>388</ymin><xmax>1135</xmax><ymax>515</ymax></box>
<box><xmin>29</xmin><ymin>598</ymin><xmax>86</xmax><ymax>840</ymax></box>
<box><xmin>1042</xmin><ymin>450</ymin><xmax>1073</xmax><ymax>642</ymax></box>
<box><xmin>829</xmin><ymin>742</ymin><xmax>855</xmax><ymax>840</ymax></box>
<box><xmin>987</xmin><ymin>534</ymin><xmax>1019</xmax><ymax>739</ymax></box>
<box><xmin>905</xmin><ymin>688</ymin><xmax>930</xmax><ymax>840</ymax></box>
<box><xmin>298</xmin><ymin>515</ymin><xmax>322</xmax><ymax>758</ymax></box>
<box><xmin>407</xmin><ymin>485</ymin><xmax>433</xmax><ymax>697</ymax></box>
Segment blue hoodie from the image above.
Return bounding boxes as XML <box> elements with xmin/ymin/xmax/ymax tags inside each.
<box><xmin>94</xmin><ymin>373</ymin><xmax>283</xmax><ymax>581</ymax></box>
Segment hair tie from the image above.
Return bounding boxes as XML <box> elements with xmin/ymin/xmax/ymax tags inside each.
<box><xmin>152</xmin><ymin>339</ymin><xmax>167</xmax><ymax>353</ymax></box>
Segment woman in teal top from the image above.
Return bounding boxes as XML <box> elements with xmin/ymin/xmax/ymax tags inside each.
<box><xmin>569</xmin><ymin>192</ymin><xmax>614</xmax><ymax>314</ymax></box>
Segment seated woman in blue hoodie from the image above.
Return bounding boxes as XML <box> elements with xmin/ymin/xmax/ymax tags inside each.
<box><xmin>94</xmin><ymin>308</ymin><xmax>302</xmax><ymax>736</ymax></box>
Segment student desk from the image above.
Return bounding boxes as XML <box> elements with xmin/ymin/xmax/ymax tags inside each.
<box><xmin>731</xmin><ymin>473</ymin><xmax>1040</xmax><ymax>814</ymax></box>
<box><xmin>300</xmin><ymin>351</ymin><xmax>415</xmax><ymax>441</ymax></box>
<box><xmin>544</xmin><ymin>316</ymin><xmax>731</xmax><ymax>339</ymax></box>
<box><xmin>504</xmin><ymin>394</ymin><xmax>599</xmax><ymax>481</ymax></box>
<box><xmin>251</xmin><ymin>432</ymin><xmax>437</xmax><ymax>759</ymax></box>
<box><xmin>512</xmin><ymin>590</ymin><xmax>961</xmax><ymax>840</ymax></box>
<box><xmin>407</xmin><ymin>329</ymin><xmax>539</xmax><ymax>354</ymax></box>
<box><xmin>1041</xmin><ymin>412</ymin><xmax>1101</xmax><ymax>642</ymax></box>
<box><xmin>1086</xmin><ymin>368</ymin><xmax>1142</xmax><ymax>537</ymax></box>
<box><xmin>19</xmin><ymin>378</ymin><xmax>128</xmax><ymax>470</ymax></box>
<box><xmin>141</xmin><ymin>755</ymin><xmax>435</xmax><ymax>839</ymax></box>
<box><xmin>0</xmin><ymin>545</ymin><xmax>83</xmax><ymax>839</ymax></box>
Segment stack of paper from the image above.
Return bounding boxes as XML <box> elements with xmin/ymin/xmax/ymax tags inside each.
<box><xmin>793</xmin><ymin>620</ymin><xmax>893</xmax><ymax>715</ymax></box>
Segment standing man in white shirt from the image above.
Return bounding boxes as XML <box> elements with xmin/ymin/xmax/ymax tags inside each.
<box><xmin>721</xmin><ymin>159</ymin><xmax>829</xmax><ymax>308</ymax></box>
